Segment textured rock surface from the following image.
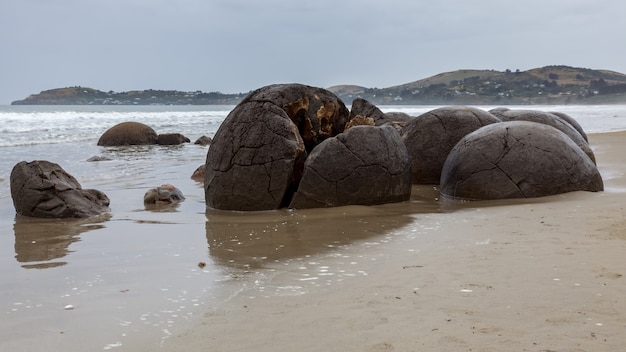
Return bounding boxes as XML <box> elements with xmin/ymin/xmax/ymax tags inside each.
<box><xmin>143</xmin><ymin>184</ymin><xmax>185</xmax><ymax>204</ymax></box>
<box><xmin>97</xmin><ymin>121</ymin><xmax>158</xmax><ymax>146</ymax></box>
<box><xmin>489</xmin><ymin>108</ymin><xmax>595</xmax><ymax>163</ymax></box>
<box><xmin>204</xmin><ymin>84</ymin><xmax>349</xmax><ymax>211</ymax></box>
<box><xmin>10</xmin><ymin>160</ymin><xmax>110</xmax><ymax>218</ymax></box>
<box><xmin>289</xmin><ymin>125</ymin><xmax>412</xmax><ymax>208</ymax></box>
<box><xmin>440</xmin><ymin>121</ymin><xmax>603</xmax><ymax>200</ymax></box>
<box><xmin>401</xmin><ymin>106</ymin><xmax>501</xmax><ymax>184</ymax></box>
<box><xmin>348</xmin><ymin>98</ymin><xmax>389</xmax><ymax>126</ymax></box>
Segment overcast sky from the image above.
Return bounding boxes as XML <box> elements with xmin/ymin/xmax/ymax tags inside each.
<box><xmin>1</xmin><ymin>0</ymin><xmax>625</xmax><ymax>104</ymax></box>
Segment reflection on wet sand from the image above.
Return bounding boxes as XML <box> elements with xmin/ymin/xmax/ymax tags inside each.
<box><xmin>13</xmin><ymin>214</ymin><xmax>109</xmax><ymax>269</ymax></box>
<box><xmin>205</xmin><ymin>185</ymin><xmax>449</xmax><ymax>271</ymax></box>
<box><xmin>205</xmin><ymin>206</ymin><xmax>411</xmax><ymax>270</ymax></box>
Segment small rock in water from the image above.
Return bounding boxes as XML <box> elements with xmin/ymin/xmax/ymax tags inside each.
<box><xmin>64</xmin><ymin>304</ymin><xmax>75</xmax><ymax>310</ymax></box>
<box><xmin>143</xmin><ymin>184</ymin><xmax>185</xmax><ymax>204</ymax></box>
<box><xmin>87</xmin><ymin>155</ymin><xmax>112</xmax><ymax>162</ymax></box>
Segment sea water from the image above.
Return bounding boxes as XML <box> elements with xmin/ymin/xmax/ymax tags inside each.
<box><xmin>1</xmin><ymin>104</ymin><xmax>625</xmax><ymax>351</ymax></box>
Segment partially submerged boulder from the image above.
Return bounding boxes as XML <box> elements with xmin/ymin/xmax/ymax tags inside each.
<box><xmin>157</xmin><ymin>133</ymin><xmax>190</xmax><ymax>145</ymax></box>
<box><xmin>440</xmin><ymin>121</ymin><xmax>603</xmax><ymax>200</ymax></box>
<box><xmin>289</xmin><ymin>125</ymin><xmax>412</xmax><ymax>208</ymax></box>
<box><xmin>97</xmin><ymin>121</ymin><xmax>158</xmax><ymax>146</ymax></box>
<box><xmin>10</xmin><ymin>160</ymin><xmax>110</xmax><ymax>218</ymax></box>
<box><xmin>144</xmin><ymin>184</ymin><xmax>185</xmax><ymax>204</ymax></box>
<box><xmin>191</xmin><ymin>164</ymin><xmax>205</xmax><ymax>182</ymax></box>
<box><xmin>401</xmin><ymin>106</ymin><xmax>501</xmax><ymax>184</ymax></box>
<box><xmin>194</xmin><ymin>135</ymin><xmax>212</xmax><ymax>146</ymax></box>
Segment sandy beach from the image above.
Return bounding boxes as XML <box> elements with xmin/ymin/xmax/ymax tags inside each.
<box><xmin>157</xmin><ymin>131</ymin><xmax>626</xmax><ymax>352</ymax></box>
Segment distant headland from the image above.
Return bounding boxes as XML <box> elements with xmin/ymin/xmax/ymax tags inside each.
<box><xmin>11</xmin><ymin>65</ymin><xmax>626</xmax><ymax>106</ymax></box>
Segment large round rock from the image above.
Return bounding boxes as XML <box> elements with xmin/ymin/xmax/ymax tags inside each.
<box><xmin>401</xmin><ymin>106</ymin><xmax>501</xmax><ymax>184</ymax></box>
<box><xmin>489</xmin><ymin>108</ymin><xmax>594</xmax><ymax>163</ymax></box>
<box><xmin>289</xmin><ymin>125</ymin><xmax>412</xmax><ymax>208</ymax></box>
<box><xmin>10</xmin><ymin>160</ymin><xmax>110</xmax><ymax>218</ymax></box>
<box><xmin>440</xmin><ymin>121</ymin><xmax>603</xmax><ymax>200</ymax></box>
<box><xmin>97</xmin><ymin>121</ymin><xmax>158</xmax><ymax>146</ymax></box>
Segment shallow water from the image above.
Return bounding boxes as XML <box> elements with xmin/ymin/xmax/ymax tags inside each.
<box><xmin>1</xmin><ymin>104</ymin><xmax>625</xmax><ymax>351</ymax></box>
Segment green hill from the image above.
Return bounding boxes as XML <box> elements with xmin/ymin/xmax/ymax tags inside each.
<box><xmin>12</xmin><ymin>66</ymin><xmax>626</xmax><ymax>105</ymax></box>
<box><xmin>329</xmin><ymin>65</ymin><xmax>626</xmax><ymax>105</ymax></box>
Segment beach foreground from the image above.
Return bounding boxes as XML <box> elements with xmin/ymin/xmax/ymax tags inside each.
<box><xmin>158</xmin><ymin>132</ymin><xmax>626</xmax><ymax>352</ymax></box>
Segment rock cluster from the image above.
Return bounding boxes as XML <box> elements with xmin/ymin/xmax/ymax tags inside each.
<box><xmin>204</xmin><ymin>84</ymin><xmax>413</xmax><ymax>211</ymax></box>
<box><xmin>97</xmin><ymin>121</ymin><xmax>190</xmax><ymax>146</ymax></box>
<box><xmin>204</xmin><ymin>84</ymin><xmax>602</xmax><ymax>209</ymax></box>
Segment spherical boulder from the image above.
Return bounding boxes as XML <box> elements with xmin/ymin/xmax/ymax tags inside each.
<box><xmin>440</xmin><ymin>121</ymin><xmax>603</xmax><ymax>200</ymax></box>
<box><xmin>97</xmin><ymin>121</ymin><xmax>158</xmax><ymax>146</ymax></box>
<box><xmin>10</xmin><ymin>160</ymin><xmax>110</xmax><ymax>218</ymax></box>
<box><xmin>401</xmin><ymin>106</ymin><xmax>501</xmax><ymax>184</ymax></box>
<box><xmin>289</xmin><ymin>125</ymin><xmax>412</xmax><ymax>208</ymax></box>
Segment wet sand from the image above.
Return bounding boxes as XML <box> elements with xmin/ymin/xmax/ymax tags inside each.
<box><xmin>159</xmin><ymin>132</ymin><xmax>626</xmax><ymax>352</ymax></box>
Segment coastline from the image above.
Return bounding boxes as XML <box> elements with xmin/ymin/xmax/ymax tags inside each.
<box><xmin>158</xmin><ymin>131</ymin><xmax>626</xmax><ymax>352</ymax></box>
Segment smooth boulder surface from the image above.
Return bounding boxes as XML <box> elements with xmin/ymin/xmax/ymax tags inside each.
<box><xmin>440</xmin><ymin>121</ymin><xmax>603</xmax><ymax>200</ymax></box>
<box><xmin>194</xmin><ymin>135</ymin><xmax>212</xmax><ymax>145</ymax></box>
<box><xmin>401</xmin><ymin>106</ymin><xmax>501</xmax><ymax>184</ymax></box>
<box><xmin>489</xmin><ymin>108</ymin><xmax>595</xmax><ymax>163</ymax></box>
<box><xmin>97</xmin><ymin>121</ymin><xmax>158</xmax><ymax>146</ymax></box>
<box><xmin>289</xmin><ymin>125</ymin><xmax>412</xmax><ymax>208</ymax></box>
<box><xmin>549</xmin><ymin>111</ymin><xmax>588</xmax><ymax>142</ymax></box>
<box><xmin>10</xmin><ymin>160</ymin><xmax>110</xmax><ymax>218</ymax></box>
<box><xmin>204</xmin><ymin>84</ymin><xmax>349</xmax><ymax>211</ymax></box>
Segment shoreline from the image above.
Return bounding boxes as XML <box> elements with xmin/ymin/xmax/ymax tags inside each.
<box><xmin>158</xmin><ymin>131</ymin><xmax>626</xmax><ymax>351</ymax></box>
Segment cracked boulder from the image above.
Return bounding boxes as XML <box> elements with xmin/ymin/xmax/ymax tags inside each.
<box><xmin>489</xmin><ymin>108</ymin><xmax>594</xmax><ymax>163</ymax></box>
<box><xmin>204</xmin><ymin>84</ymin><xmax>349</xmax><ymax>211</ymax></box>
<box><xmin>10</xmin><ymin>160</ymin><xmax>110</xmax><ymax>218</ymax></box>
<box><xmin>97</xmin><ymin>121</ymin><xmax>158</xmax><ymax>146</ymax></box>
<box><xmin>289</xmin><ymin>125</ymin><xmax>412</xmax><ymax>208</ymax></box>
<box><xmin>440</xmin><ymin>121</ymin><xmax>603</xmax><ymax>200</ymax></box>
<box><xmin>401</xmin><ymin>106</ymin><xmax>501</xmax><ymax>184</ymax></box>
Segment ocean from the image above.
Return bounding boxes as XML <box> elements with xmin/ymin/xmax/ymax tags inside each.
<box><xmin>1</xmin><ymin>104</ymin><xmax>626</xmax><ymax>351</ymax></box>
